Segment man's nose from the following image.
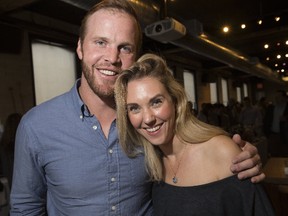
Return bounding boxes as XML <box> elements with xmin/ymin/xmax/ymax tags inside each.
<box><xmin>104</xmin><ymin>47</ymin><xmax>120</xmax><ymax>64</ymax></box>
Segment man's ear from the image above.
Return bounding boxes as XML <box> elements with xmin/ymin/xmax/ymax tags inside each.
<box><xmin>76</xmin><ymin>39</ymin><xmax>83</xmax><ymax>60</ymax></box>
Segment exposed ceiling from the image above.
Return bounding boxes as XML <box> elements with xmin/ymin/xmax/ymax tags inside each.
<box><xmin>1</xmin><ymin>0</ymin><xmax>288</xmax><ymax>83</ymax></box>
<box><xmin>167</xmin><ymin>0</ymin><xmax>288</xmax><ymax>78</ymax></box>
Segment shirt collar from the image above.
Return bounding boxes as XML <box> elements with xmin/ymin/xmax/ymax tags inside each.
<box><xmin>70</xmin><ymin>79</ymin><xmax>94</xmax><ymax>121</ymax></box>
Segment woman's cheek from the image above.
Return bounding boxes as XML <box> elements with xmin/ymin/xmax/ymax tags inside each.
<box><xmin>128</xmin><ymin>113</ymin><xmax>141</xmax><ymax>129</ymax></box>
<box><xmin>159</xmin><ymin>104</ymin><xmax>175</xmax><ymax>120</ymax></box>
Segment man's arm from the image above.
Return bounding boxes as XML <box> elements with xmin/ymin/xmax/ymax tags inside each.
<box><xmin>231</xmin><ymin>134</ymin><xmax>265</xmax><ymax>183</ymax></box>
<box><xmin>10</xmin><ymin>119</ymin><xmax>47</xmax><ymax>215</ymax></box>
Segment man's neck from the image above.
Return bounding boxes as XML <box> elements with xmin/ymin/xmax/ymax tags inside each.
<box><xmin>78</xmin><ymin>79</ymin><xmax>117</xmax><ymax>138</ymax></box>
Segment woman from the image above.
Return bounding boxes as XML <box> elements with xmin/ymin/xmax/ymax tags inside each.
<box><xmin>115</xmin><ymin>53</ymin><xmax>274</xmax><ymax>215</ymax></box>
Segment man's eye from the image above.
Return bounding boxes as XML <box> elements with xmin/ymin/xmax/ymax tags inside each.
<box><xmin>95</xmin><ymin>40</ymin><xmax>106</xmax><ymax>47</ymax></box>
<box><xmin>121</xmin><ymin>46</ymin><xmax>133</xmax><ymax>54</ymax></box>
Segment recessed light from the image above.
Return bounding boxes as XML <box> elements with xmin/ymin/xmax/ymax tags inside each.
<box><xmin>275</xmin><ymin>16</ymin><xmax>281</xmax><ymax>22</ymax></box>
<box><xmin>223</xmin><ymin>26</ymin><xmax>229</xmax><ymax>33</ymax></box>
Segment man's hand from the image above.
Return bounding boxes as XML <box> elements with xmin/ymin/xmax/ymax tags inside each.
<box><xmin>231</xmin><ymin>134</ymin><xmax>265</xmax><ymax>183</ymax></box>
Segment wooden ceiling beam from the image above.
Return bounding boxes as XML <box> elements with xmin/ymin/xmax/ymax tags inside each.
<box><xmin>0</xmin><ymin>0</ymin><xmax>42</xmax><ymax>14</ymax></box>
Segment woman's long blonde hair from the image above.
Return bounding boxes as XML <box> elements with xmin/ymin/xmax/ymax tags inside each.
<box><xmin>115</xmin><ymin>53</ymin><xmax>228</xmax><ymax>181</ymax></box>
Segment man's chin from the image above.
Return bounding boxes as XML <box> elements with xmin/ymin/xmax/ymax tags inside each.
<box><xmin>97</xmin><ymin>89</ymin><xmax>115</xmax><ymax>99</ymax></box>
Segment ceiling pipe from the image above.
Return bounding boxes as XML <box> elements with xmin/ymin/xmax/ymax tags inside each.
<box><xmin>145</xmin><ymin>18</ymin><xmax>283</xmax><ymax>84</ymax></box>
<box><xmin>171</xmin><ymin>30</ymin><xmax>282</xmax><ymax>83</ymax></box>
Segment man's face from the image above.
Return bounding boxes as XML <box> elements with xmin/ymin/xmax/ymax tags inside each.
<box><xmin>77</xmin><ymin>9</ymin><xmax>138</xmax><ymax>98</ymax></box>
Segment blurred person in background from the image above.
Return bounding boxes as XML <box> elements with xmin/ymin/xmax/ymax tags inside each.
<box><xmin>0</xmin><ymin>113</ymin><xmax>22</xmax><ymax>187</ymax></box>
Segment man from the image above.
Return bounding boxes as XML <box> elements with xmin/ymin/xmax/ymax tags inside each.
<box><xmin>10</xmin><ymin>0</ymin><xmax>264</xmax><ymax>215</ymax></box>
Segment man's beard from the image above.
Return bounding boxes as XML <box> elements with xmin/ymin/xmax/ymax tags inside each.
<box><xmin>82</xmin><ymin>61</ymin><xmax>115</xmax><ymax>99</ymax></box>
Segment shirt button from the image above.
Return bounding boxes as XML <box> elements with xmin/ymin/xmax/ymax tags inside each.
<box><xmin>92</xmin><ymin>125</ymin><xmax>97</xmax><ymax>130</ymax></box>
<box><xmin>109</xmin><ymin>149</ymin><xmax>113</xmax><ymax>154</ymax></box>
<box><xmin>111</xmin><ymin>177</ymin><xmax>116</xmax><ymax>182</ymax></box>
<box><xmin>111</xmin><ymin>205</ymin><xmax>116</xmax><ymax>211</ymax></box>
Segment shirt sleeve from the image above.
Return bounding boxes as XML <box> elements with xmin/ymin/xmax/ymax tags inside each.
<box><xmin>10</xmin><ymin>118</ymin><xmax>47</xmax><ymax>216</ymax></box>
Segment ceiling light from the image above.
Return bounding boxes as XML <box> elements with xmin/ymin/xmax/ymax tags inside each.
<box><xmin>286</xmin><ymin>40</ymin><xmax>288</xmax><ymax>45</ymax></box>
<box><xmin>275</xmin><ymin>64</ymin><xmax>278</xmax><ymax>67</ymax></box>
<box><xmin>257</xmin><ymin>20</ymin><xmax>262</xmax><ymax>25</ymax></box>
<box><xmin>281</xmin><ymin>69</ymin><xmax>285</xmax><ymax>72</ymax></box>
<box><xmin>266</xmin><ymin>57</ymin><xmax>270</xmax><ymax>61</ymax></box>
<box><xmin>286</xmin><ymin>54</ymin><xmax>288</xmax><ymax>58</ymax></box>
<box><xmin>275</xmin><ymin>16</ymin><xmax>280</xmax><ymax>22</ymax></box>
<box><xmin>223</xmin><ymin>26</ymin><xmax>229</xmax><ymax>33</ymax></box>
<box><xmin>277</xmin><ymin>54</ymin><xmax>281</xmax><ymax>59</ymax></box>
<box><xmin>264</xmin><ymin>44</ymin><xmax>269</xmax><ymax>49</ymax></box>
<box><xmin>241</xmin><ymin>24</ymin><xmax>246</xmax><ymax>29</ymax></box>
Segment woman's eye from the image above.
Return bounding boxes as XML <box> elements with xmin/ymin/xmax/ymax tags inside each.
<box><xmin>127</xmin><ymin>105</ymin><xmax>140</xmax><ymax>113</ymax></box>
<box><xmin>152</xmin><ymin>99</ymin><xmax>163</xmax><ymax>107</ymax></box>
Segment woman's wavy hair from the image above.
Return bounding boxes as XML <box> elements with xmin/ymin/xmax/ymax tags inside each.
<box><xmin>115</xmin><ymin>53</ymin><xmax>228</xmax><ymax>181</ymax></box>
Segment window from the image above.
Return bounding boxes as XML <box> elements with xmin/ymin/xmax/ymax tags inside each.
<box><xmin>210</xmin><ymin>83</ymin><xmax>218</xmax><ymax>104</ymax></box>
<box><xmin>183</xmin><ymin>70</ymin><xmax>197</xmax><ymax>109</ymax></box>
<box><xmin>243</xmin><ymin>83</ymin><xmax>248</xmax><ymax>97</ymax></box>
<box><xmin>221</xmin><ymin>78</ymin><xmax>228</xmax><ymax>106</ymax></box>
<box><xmin>236</xmin><ymin>87</ymin><xmax>241</xmax><ymax>103</ymax></box>
<box><xmin>31</xmin><ymin>40</ymin><xmax>77</xmax><ymax>105</ymax></box>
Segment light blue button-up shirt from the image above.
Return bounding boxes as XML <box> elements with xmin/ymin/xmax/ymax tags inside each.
<box><xmin>10</xmin><ymin>80</ymin><xmax>153</xmax><ymax>216</ymax></box>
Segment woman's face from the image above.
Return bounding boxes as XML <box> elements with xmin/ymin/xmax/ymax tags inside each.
<box><xmin>126</xmin><ymin>77</ymin><xmax>176</xmax><ymax>146</ymax></box>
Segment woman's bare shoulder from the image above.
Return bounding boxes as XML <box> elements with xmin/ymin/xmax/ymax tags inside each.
<box><xmin>209</xmin><ymin>135</ymin><xmax>242</xmax><ymax>156</ymax></box>
<box><xmin>206</xmin><ymin>135</ymin><xmax>242</xmax><ymax>177</ymax></box>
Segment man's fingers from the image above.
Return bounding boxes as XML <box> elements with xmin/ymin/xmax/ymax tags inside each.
<box><xmin>231</xmin><ymin>153</ymin><xmax>261</xmax><ymax>172</ymax></box>
<box><xmin>232</xmin><ymin>148</ymin><xmax>259</xmax><ymax>165</ymax></box>
<box><xmin>236</xmin><ymin>162</ymin><xmax>263</xmax><ymax>180</ymax></box>
<box><xmin>232</xmin><ymin>134</ymin><xmax>244</xmax><ymax>147</ymax></box>
<box><xmin>251</xmin><ymin>172</ymin><xmax>266</xmax><ymax>183</ymax></box>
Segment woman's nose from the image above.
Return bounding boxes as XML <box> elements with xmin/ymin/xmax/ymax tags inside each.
<box><xmin>143</xmin><ymin>109</ymin><xmax>156</xmax><ymax>125</ymax></box>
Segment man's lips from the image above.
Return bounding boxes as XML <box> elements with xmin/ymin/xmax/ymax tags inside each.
<box><xmin>99</xmin><ymin>69</ymin><xmax>118</xmax><ymax>76</ymax></box>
